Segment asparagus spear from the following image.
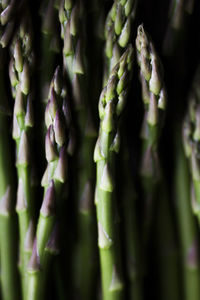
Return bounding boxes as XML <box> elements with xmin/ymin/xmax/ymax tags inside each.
<box><xmin>0</xmin><ymin>116</ymin><xmax>20</xmax><ymax>300</ymax></box>
<box><xmin>103</xmin><ymin>0</ymin><xmax>138</xmax><ymax>84</ymax></box>
<box><xmin>155</xmin><ymin>183</ymin><xmax>180</xmax><ymax>300</ymax></box>
<box><xmin>103</xmin><ymin>3</ymin><xmax>140</xmax><ymax>298</ymax></box>
<box><xmin>94</xmin><ymin>45</ymin><xmax>134</xmax><ymax>300</ymax></box>
<box><xmin>27</xmin><ymin>205</ymin><xmax>60</xmax><ymax>300</ymax></box>
<box><xmin>58</xmin><ymin>2</ymin><xmax>98</xmax><ymax>298</ymax></box>
<box><xmin>175</xmin><ymin>131</ymin><xmax>200</xmax><ymax>300</ymax></box>
<box><xmin>135</xmin><ymin>24</ymin><xmax>167</xmax><ymax>242</ymax></box>
<box><xmin>26</xmin><ymin>66</ymin><xmax>70</xmax><ymax>300</ymax></box>
<box><xmin>120</xmin><ymin>142</ymin><xmax>143</xmax><ymax>300</ymax></box>
<box><xmin>40</xmin><ymin>0</ymin><xmax>60</xmax><ymax>104</ymax></box>
<box><xmin>136</xmin><ymin>24</ymin><xmax>181</xmax><ymax>298</ymax></box>
<box><xmin>0</xmin><ymin>60</ymin><xmax>20</xmax><ymax>299</ymax></box>
<box><xmin>183</xmin><ymin>66</ymin><xmax>200</xmax><ymax>225</ymax></box>
<box><xmin>9</xmin><ymin>11</ymin><xmax>35</xmax><ymax>298</ymax></box>
<box><xmin>37</xmin><ymin>0</ymin><xmax>62</xmax><ymax>178</ymax></box>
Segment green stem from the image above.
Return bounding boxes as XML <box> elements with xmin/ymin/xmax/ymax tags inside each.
<box><xmin>0</xmin><ymin>113</ymin><xmax>20</xmax><ymax>300</ymax></box>
<box><xmin>73</xmin><ymin>108</ymin><xmax>97</xmax><ymax>298</ymax></box>
<box><xmin>121</xmin><ymin>146</ymin><xmax>142</xmax><ymax>300</ymax></box>
<box><xmin>26</xmin><ymin>272</ymin><xmax>41</xmax><ymax>300</ymax></box>
<box><xmin>37</xmin><ymin>215</ymin><xmax>55</xmax><ymax>260</ymax></box>
<box><xmin>156</xmin><ymin>183</ymin><xmax>180</xmax><ymax>300</ymax></box>
<box><xmin>15</xmin><ymin>134</ymin><xmax>33</xmax><ymax>300</ymax></box>
<box><xmin>95</xmin><ymin>46</ymin><xmax>133</xmax><ymax>300</ymax></box>
<box><xmin>27</xmin><ymin>222</ymin><xmax>59</xmax><ymax>300</ymax></box>
<box><xmin>96</xmin><ymin>137</ymin><xmax>124</xmax><ymax>300</ymax></box>
<box><xmin>74</xmin><ymin>185</ymin><xmax>97</xmax><ymax>299</ymax></box>
<box><xmin>26</xmin><ymin>211</ymin><xmax>55</xmax><ymax>300</ymax></box>
<box><xmin>175</xmin><ymin>133</ymin><xmax>200</xmax><ymax>300</ymax></box>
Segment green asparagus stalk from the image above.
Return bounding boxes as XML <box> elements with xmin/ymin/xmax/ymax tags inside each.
<box><xmin>103</xmin><ymin>0</ymin><xmax>138</xmax><ymax>84</ymax></box>
<box><xmin>26</xmin><ymin>182</ymin><xmax>57</xmax><ymax>300</ymax></box>
<box><xmin>120</xmin><ymin>142</ymin><xmax>143</xmax><ymax>300</ymax></box>
<box><xmin>0</xmin><ymin>123</ymin><xmax>18</xmax><ymax>300</ymax></box>
<box><xmin>43</xmin><ymin>222</ymin><xmax>60</xmax><ymax>274</ymax></box>
<box><xmin>9</xmin><ymin>12</ymin><xmax>35</xmax><ymax>298</ymax></box>
<box><xmin>26</xmin><ymin>66</ymin><xmax>70</xmax><ymax>300</ymax></box>
<box><xmin>135</xmin><ymin>24</ymin><xmax>167</xmax><ymax>242</ymax></box>
<box><xmin>0</xmin><ymin>73</ymin><xmax>20</xmax><ymax>299</ymax></box>
<box><xmin>155</xmin><ymin>183</ymin><xmax>180</xmax><ymax>300</ymax></box>
<box><xmin>135</xmin><ymin>24</ymin><xmax>180</xmax><ymax>298</ymax></box>
<box><xmin>94</xmin><ymin>45</ymin><xmax>134</xmax><ymax>300</ymax></box>
<box><xmin>103</xmin><ymin>6</ymin><xmax>140</xmax><ymax>297</ymax></box>
<box><xmin>40</xmin><ymin>0</ymin><xmax>60</xmax><ymax>104</ymax></box>
<box><xmin>73</xmin><ymin>179</ymin><xmax>98</xmax><ymax>299</ymax></box>
<box><xmin>58</xmin><ymin>1</ymin><xmax>98</xmax><ymax>298</ymax></box>
<box><xmin>27</xmin><ymin>205</ymin><xmax>60</xmax><ymax>300</ymax></box>
<box><xmin>183</xmin><ymin>66</ymin><xmax>200</xmax><ymax>225</ymax></box>
<box><xmin>38</xmin><ymin>0</ymin><xmax>62</xmax><ymax>174</ymax></box>
<box><xmin>175</xmin><ymin>131</ymin><xmax>200</xmax><ymax>300</ymax></box>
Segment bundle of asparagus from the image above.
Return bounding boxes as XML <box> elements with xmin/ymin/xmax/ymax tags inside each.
<box><xmin>0</xmin><ymin>1</ymin><xmax>199</xmax><ymax>300</ymax></box>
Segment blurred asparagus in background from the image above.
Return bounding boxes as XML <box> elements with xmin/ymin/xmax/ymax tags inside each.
<box><xmin>163</xmin><ymin>0</ymin><xmax>195</xmax><ymax>56</ymax></box>
<box><xmin>175</xmin><ymin>131</ymin><xmax>200</xmax><ymax>300</ymax></box>
<box><xmin>183</xmin><ymin>66</ymin><xmax>200</xmax><ymax>225</ymax></box>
